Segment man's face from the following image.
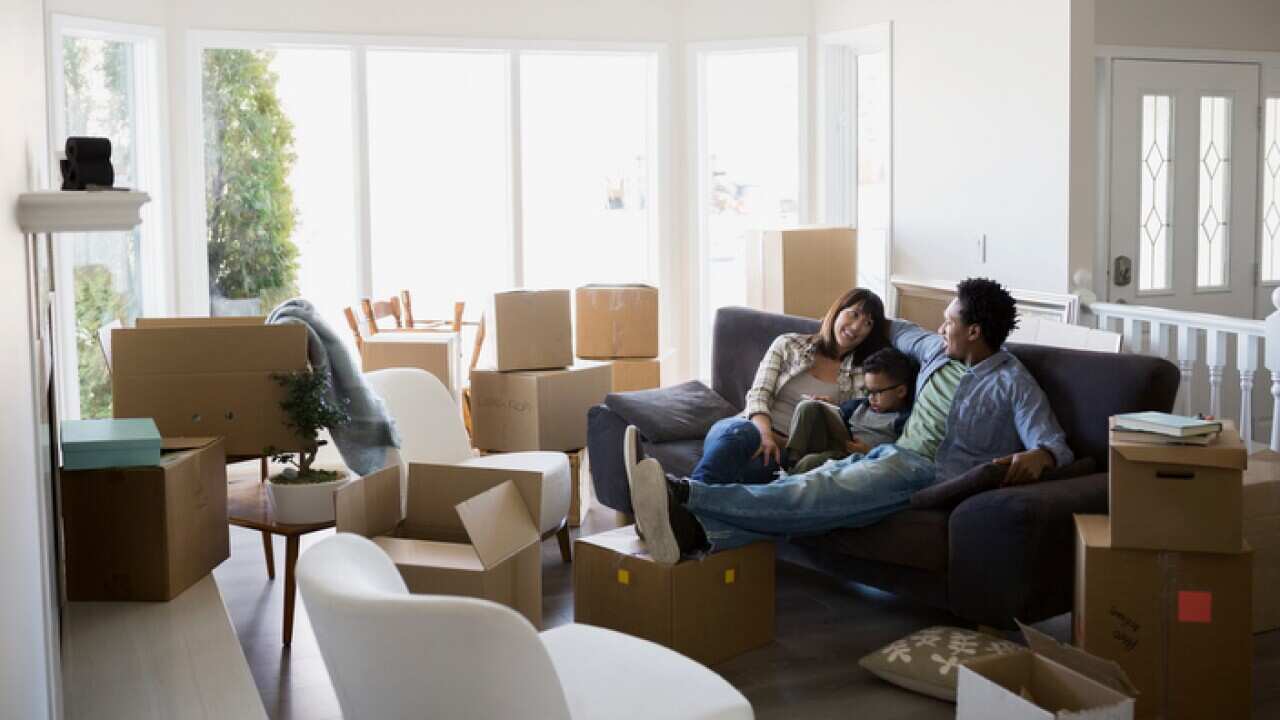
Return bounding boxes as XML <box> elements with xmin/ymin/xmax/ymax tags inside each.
<box><xmin>865</xmin><ymin>370</ymin><xmax>908</xmax><ymax>413</ymax></box>
<box><xmin>939</xmin><ymin>299</ymin><xmax>980</xmax><ymax>360</ymax></box>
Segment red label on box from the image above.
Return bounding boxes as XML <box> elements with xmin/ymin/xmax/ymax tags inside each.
<box><xmin>1177</xmin><ymin>590</ymin><xmax>1213</xmax><ymax>623</ymax></box>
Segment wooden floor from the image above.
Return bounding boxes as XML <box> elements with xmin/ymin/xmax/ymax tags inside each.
<box><xmin>213</xmin><ymin>467</ymin><xmax>1280</xmax><ymax>720</ymax></box>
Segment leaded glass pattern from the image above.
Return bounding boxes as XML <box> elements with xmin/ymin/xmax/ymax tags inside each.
<box><xmin>1263</xmin><ymin>98</ymin><xmax>1280</xmax><ymax>282</ymax></box>
<box><xmin>1139</xmin><ymin>95</ymin><xmax>1173</xmax><ymax>292</ymax></box>
<box><xmin>1197</xmin><ymin>96</ymin><xmax>1231</xmax><ymax>288</ymax></box>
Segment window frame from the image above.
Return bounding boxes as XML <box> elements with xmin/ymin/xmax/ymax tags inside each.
<box><xmin>182</xmin><ymin>30</ymin><xmax>668</xmax><ymax>323</ymax></box>
<box><xmin>47</xmin><ymin>14</ymin><xmax>171</xmax><ymax>420</ymax></box>
<box><xmin>689</xmin><ymin>36</ymin><xmax>810</xmax><ymax>380</ymax></box>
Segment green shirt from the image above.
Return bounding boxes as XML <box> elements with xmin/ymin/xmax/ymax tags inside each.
<box><xmin>896</xmin><ymin>360</ymin><xmax>966</xmax><ymax>460</ymax></box>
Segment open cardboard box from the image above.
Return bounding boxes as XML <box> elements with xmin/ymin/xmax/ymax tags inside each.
<box><xmin>335</xmin><ymin>463</ymin><xmax>543</xmax><ymax>627</ymax></box>
<box><xmin>957</xmin><ymin>622</ymin><xmax>1137</xmax><ymax>720</ymax></box>
<box><xmin>112</xmin><ymin>319</ymin><xmax>309</xmax><ymax>456</ymax></box>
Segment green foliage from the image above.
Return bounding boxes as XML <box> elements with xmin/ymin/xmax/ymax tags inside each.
<box><xmin>203</xmin><ymin>48</ymin><xmax>300</xmax><ymax>304</ymax></box>
<box><xmin>266</xmin><ymin>371</ymin><xmax>351</xmax><ymax>484</ymax></box>
<box><xmin>74</xmin><ymin>265</ymin><xmax>127</xmax><ymax>419</ymax></box>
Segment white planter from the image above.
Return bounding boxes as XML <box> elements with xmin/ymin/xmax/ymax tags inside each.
<box><xmin>267</xmin><ymin>472</ymin><xmax>351</xmax><ymax>525</ymax></box>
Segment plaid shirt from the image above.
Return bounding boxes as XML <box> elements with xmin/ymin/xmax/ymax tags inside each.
<box><xmin>744</xmin><ymin>333</ymin><xmax>867</xmax><ymax>419</ymax></box>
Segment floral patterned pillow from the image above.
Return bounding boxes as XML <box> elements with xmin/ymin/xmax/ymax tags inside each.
<box><xmin>858</xmin><ymin>626</ymin><xmax>1022</xmax><ymax>701</ymax></box>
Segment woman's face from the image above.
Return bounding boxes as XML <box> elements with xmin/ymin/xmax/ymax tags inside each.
<box><xmin>833</xmin><ymin>302</ymin><xmax>874</xmax><ymax>353</ymax></box>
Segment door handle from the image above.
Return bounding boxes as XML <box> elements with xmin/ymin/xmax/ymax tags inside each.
<box><xmin>1114</xmin><ymin>256</ymin><xmax>1132</xmax><ymax>287</ymax></box>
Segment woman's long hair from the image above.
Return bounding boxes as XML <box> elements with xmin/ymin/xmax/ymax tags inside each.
<box><xmin>811</xmin><ymin>288</ymin><xmax>890</xmax><ymax>364</ymax></box>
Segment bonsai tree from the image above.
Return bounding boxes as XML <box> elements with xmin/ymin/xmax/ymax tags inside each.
<box><xmin>265</xmin><ymin>370</ymin><xmax>351</xmax><ymax>484</ymax></box>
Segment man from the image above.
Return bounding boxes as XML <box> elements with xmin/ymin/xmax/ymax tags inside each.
<box><xmin>628</xmin><ymin>277</ymin><xmax>1074</xmax><ymax>564</ymax></box>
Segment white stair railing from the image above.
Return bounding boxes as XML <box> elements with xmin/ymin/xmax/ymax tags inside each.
<box><xmin>1090</xmin><ymin>292</ymin><xmax>1280</xmax><ymax>452</ymax></box>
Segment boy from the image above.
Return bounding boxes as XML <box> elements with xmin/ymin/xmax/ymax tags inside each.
<box><xmin>785</xmin><ymin>347</ymin><xmax>914</xmax><ymax>473</ymax></box>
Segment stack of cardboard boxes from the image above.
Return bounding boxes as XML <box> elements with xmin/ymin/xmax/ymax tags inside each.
<box><xmin>1073</xmin><ymin>422</ymin><xmax>1253</xmax><ymax>718</ymax></box>
<box><xmin>469</xmin><ymin>289</ymin><xmax>613</xmax><ymax>525</ymax></box>
<box><xmin>746</xmin><ymin>226</ymin><xmax>857</xmax><ymax>319</ymax></box>
<box><xmin>575</xmin><ymin>284</ymin><xmax>667</xmax><ymax>392</ymax></box>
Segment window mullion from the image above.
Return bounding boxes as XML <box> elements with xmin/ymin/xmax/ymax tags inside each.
<box><xmin>509</xmin><ymin>51</ymin><xmax>524</xmax><ymax>288</ymax></box>
<box><xmin>352</xmin><ymin>46</ymin><xmax>373</xmax><ymax>298</ymax></box>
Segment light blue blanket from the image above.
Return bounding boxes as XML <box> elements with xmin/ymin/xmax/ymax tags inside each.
<box><xmin>267</xmin><ymin>299</ymin><xmax>400</xmax><ymax>475</ymax></box>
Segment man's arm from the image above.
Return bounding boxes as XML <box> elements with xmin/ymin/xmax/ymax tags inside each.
<box><xmin>889</xmin><ymin>319</ymin><xmax>945</xmax><ymax>367</ymax></box>
<box><xmin>1001</xmin><ymin>371</ymin><xmax>1074</xmax><ymax>484</ymax></box>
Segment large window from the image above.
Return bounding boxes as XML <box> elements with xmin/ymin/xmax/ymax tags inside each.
<box><xmin>520</xmin><ymin>53</ymin><xmax>658</xmax><ymax>289</ymax></box>
<box><xmin>200</xmin><ymin>46</ymin><xmax>358</xmax><ymax>333</ymax></box>
<box><xmin>50</xmin><ymin>16</ymin><xmax>166</xmax><ymax>419</ymax></box>
<box><xmin>696</xmin><ymin>43</ymin><xmax>803</xmax><ymax>376</ymax></box>
<box><xmin>191</xmin><ymin>37</ymin><xmax>661</xmax><ymax>354</ymax></box>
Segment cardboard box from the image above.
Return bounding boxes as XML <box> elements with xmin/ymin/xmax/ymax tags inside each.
<box><xmin>608</xmin><ymin>350</ymin><xmax>677</xmax><ymax>393</ymax></box>
<box><xmin>336</xmin><ymin>463</ymin><xmax>544</xmax><ymax>627</ymax></box>
<box><xmin>957</xmin><ymin>622</ymin><xmax>1136</xmax><ymax>720</ymax></box>
<box><xmin>1073</xmin><ymin>515</ymin><xmax>1252</xmax><ymax>719</ymax></box>
<box><xmin>59</xmin><ymin>438</ymin><xmax>229</xmax><ymax>601</ymax></box>
<box><xmin>567</xmin><ymin>449</ymin><xmax>592</xmax><ymax>528</ymax></box>
<box><xmin>573</xmin><ymin>526</ymin><xmax>775</xmax><ymax>665</ymax></box>
<box><xmin>574</xmin><ymin>284</ymin><xmax>659</xmax><ymax>359</ymax></box>
<box><xmin>60</xmin><ymin>417</ymin><xmax>161</xmax><ymax>470</ymax></box>
<box><xmin>747</xmin><ymin>226</ymin><xmax>857</xmax><ymax>319</ymax></box>
<box><xmin>1243</xmin><ymin>450</ymin><xmax>1280</xmax><ymax>632</ymax></box>
<box><xmin>482</xmin><ymin>289</ymin><xmax>573</xmax><ymax>371</ymax></box>
<box><xmin>470</xmin><ymin>362</ymin><xmax>612</xmax><ymax>452</ymax></box>
<box><xmin>136</xmin><ymin>316</ymin><xmax>266</xmax><ymax>328</ymax></box>
<box><xmin>1108</xmin><ymin>422</ymin><xmax>1245</xmax><ymax>553</ymax></box>
<box><xmin>112</xmin><ymin>323</ymin><xmax>309</xmax><ymax>456</ymax></box>
<box><xmin>361</xmin><ymin>332</ymin><xmax>461</xmax><ymax>400</ymax></box>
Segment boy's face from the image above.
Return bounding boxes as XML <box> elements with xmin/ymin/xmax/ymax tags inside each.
<box><xmin>865</xmin><ymin>370</ymin><xmax>908</xmax><ymax>413</ymax></box>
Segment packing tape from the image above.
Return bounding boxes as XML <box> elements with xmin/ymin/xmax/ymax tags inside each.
<box><xmin>724</xmin><ymin>568</ymin><xmax>736</xmax><ymax>585</ymax></box>
<box><xmin>617</xmin><ymin>569</ymin><xmax>630</xmax><ymax>586</ymax></box>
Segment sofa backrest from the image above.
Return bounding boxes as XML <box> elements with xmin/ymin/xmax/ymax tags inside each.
<box><xmin>710</xmin><ymin>306</ymin><xmax>1180</xmax><ymax>469</ymax></box>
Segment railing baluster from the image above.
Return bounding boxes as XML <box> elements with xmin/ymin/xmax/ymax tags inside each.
<box><xmin>1237</xmin><ymin>333</ymin><xmax>1260</xmax><ymax>449</ymax></box>
<box><xmin>1266</xmin><ymin>289</ymin><xmax>1280</xmax><ymax>452</ymax></box>
<box><xmin>1176</xmin><ymin>324</ymin><xmax>1199</xmax><ymax>416</ymax></box>
<box><xmin>1206</xmin><ymin>330</ymin><xmax>1229</xmax><ymax>420</ymax></box>
<box><xmin>1148</xmin><ymin>322</ymin><xmax>1172</xmax><ymax>359</ymax></box>
<box><xmin>1123</xmin><ymin>317</ymin><xmax>1145</xmax><ymax>354</ymax></box>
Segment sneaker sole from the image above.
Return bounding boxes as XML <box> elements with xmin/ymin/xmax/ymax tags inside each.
<box><xmin>631</xmin><ymin>458</ymin><xmax>679</xmax><ymax>565</ymax></box>
<box><xmin>623</xmin><ymin>425</ymin><xmax>645</xmax><ymax>541</ymax></box>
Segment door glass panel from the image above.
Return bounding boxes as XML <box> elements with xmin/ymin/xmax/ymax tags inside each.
<box><xmin>1197</xmin><ymin>96</ymin><xmax>1231</xmax><ymax>288</ymax></box>
<box><xmin>1262</xmin><ymin>98</ymin><xmax>1280</xmax><ymax>282</ymax></box>
<box><xmin>1138</xmin><ymin>94</ymin><xmax>1173</xmax><ymax>292</ymax></box>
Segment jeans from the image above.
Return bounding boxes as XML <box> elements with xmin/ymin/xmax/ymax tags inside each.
<box><xmin>690</xmin><ymin>416</ymin><xmax>788</xmax><ymax>487</ymax></box>
<box><xmin>686</xmin><ymin>444</ymin><xmax>937</xmax><ymax>552</ymax></box>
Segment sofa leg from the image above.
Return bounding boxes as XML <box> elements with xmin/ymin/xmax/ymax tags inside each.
<box><xmin>556</xmin><ymin>524</ymin><xmax>573</xmax><ymax>563</ymax></box>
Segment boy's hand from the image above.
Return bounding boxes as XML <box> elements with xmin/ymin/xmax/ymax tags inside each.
<box><xmin>846</xmin><ymin>438</ymin><xmax>872</xmax><ymax>455</ymax></box>
<box><xmin>994</xmin><ymin>448</ymin><xmax>1054</xmax><ymax>486</ymax></box>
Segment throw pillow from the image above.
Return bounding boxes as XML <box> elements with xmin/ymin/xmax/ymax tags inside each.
<box><xmin>909</xmin><ymin>456</ymin><xmax>1097</xmax><ymax>511</ymax></box>
<box><xmin>605</xmin><ymin>380</ymin><xmax>738</xmax><ymax>443</ymax></box>
<box><xmin>859</xmin><ymin>626</ymin><xmax>1022</xmax><ymax>701</ymax></box>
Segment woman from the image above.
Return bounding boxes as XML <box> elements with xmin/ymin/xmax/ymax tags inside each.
<box><xmin>692</xmin><ymin>288</ymin><xmax>890</xmax><ymax>486</ymax></box>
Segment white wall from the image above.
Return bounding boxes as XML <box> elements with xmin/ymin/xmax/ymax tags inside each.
<box><xmin>0</xmin><ymin>0</ymin><xmax>56</xmax><ymax>716</ymax></box>
<box><xmin>816</xmin><ymin>0</ymin><xmax>1075</xmax><ymax>295</ymax></box>
<box><xmin>1096</xmin><ymin>0</ymin><xmax>1280</xmax><ymax>52</ymax></box>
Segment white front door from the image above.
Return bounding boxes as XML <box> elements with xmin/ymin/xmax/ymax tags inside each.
<box><xmin>1108</xmin><ymin>59</ymin><xmax>1261</xmax><ymax>317</ymax></box>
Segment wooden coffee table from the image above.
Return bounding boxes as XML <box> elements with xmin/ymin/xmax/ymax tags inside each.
<box><xmin>227</xmin><ymin>476</ymin><xmax>333</xmax><ymax>646</ymax></box>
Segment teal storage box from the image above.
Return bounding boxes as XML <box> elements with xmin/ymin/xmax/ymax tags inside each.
<box><xmin>61</xmin><ymin>418</ymin><xmax>162</xmax><ymax>470</ymax></box>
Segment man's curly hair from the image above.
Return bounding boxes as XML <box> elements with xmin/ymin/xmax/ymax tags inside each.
<box><xmin>955</xmin><ymin>278</ymin><xmax>1019</xmax><ymax>348</ymax></box>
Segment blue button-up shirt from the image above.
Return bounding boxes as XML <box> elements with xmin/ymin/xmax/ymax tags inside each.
<box><xmin>890</xmin><ymin>320</ymin><xmax>1074</xmax><ymax>482</ymax></box>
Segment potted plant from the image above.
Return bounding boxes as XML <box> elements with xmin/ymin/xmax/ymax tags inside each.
<box><xmin>264</xmin><ymin>370</ymin><xmax>352</xmax><ymax>524</ymax></box>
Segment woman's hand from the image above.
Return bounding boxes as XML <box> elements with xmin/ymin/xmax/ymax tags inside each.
<box><xmin>750</xmin><ymin>414</ymin><xmax>782</xmax><ymax>466</ymax></box>
<box><xmin>846</xmin><ymin>438</ymin><xmax>872</xmax><ymax>455</ymax></box>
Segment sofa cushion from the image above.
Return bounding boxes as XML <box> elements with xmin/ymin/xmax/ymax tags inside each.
<box><xmin>640</xmin><ymin>438</ymin><xmax>703</xmax><ymax>479</ymax></box>
<box><xmin>910</xmin><ymin>457</ymin><xmax>1097</xmax><ymax>511</ymax></box>
<box><xmin>711</xmin><ymin>306</ymin><xmax>820</xmax><ymax>411</ymax></box>
<box><xmin>792</xmin><ymin>509</ymin><xmax>950</xmax><ymax>573</ymax></box>
<box><xmin>605</xmin><ymin>380</ymin><xmax>737</xmax><ymax>443</ymax></box>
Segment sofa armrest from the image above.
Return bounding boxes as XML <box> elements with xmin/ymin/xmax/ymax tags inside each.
<box><xmin>587</xmin><ymin>404</ymin><xmax>635</xmax><ymax>514</ymax></box>
<box><xmin>947</xmin><ymin>471</ymin><xmax>1107</xmax><ymax>628</ymax></box>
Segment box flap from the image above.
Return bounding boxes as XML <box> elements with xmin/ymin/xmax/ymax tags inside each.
<box><xmin>373</xmin><ymin>536</ymin><xmax>485</xmax><ymax>572</ymax></box>
<box><xmin>1110</xmin><ymin>422</ymin><xmax>1246</xmax><ymax>470</ymax></box>
<box><xmin>578</xmin><ymin>283</ymin><xmax>656</xmax><ymax>290</ymax></box>
<box><xmin>161</xmin><ymin>437</ymin><xmax>219</xmax><ymax>451</ymax></box>
<box><xmin>136</xmin><ymin>316</ymin><xmax>266</xmax><ymax>328</ymax></box>
<box><xmin>454</xmin><ymin>481</ymin><xmax>539</xmax><ymax>568</ymax></box>
<box><xmin>112</xmin><ymin>324</ymin><xmax>308</xmax><ymax>375</ymax></box>
<box><xmin>1018</xmin><ymin>621</ymin><xmax>1138</xmax><ymax>698</ymax></box>
<box><xmin>335</xmin><ymin>466</ymin><xmax>402</xmax><ymax>538</ymax></box>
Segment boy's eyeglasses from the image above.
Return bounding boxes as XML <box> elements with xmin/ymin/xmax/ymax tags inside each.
<box><xmin>866</xmin><ymin>383</ymin><xmax>904</xmax><ymax>399</ymax></box>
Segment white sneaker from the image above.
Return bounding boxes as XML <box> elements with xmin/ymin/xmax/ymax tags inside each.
<box><xmin>623</xmin><ymin>424</ymin><xmax>640</xmax><ymax>488</ymax></box>
<box><xmin>631</xmin><ymin>457</ymin><xmax>680</xmax><ymax>565</ymax></box>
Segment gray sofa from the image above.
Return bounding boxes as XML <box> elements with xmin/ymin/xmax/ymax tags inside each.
<box><xmin>586</xmin><ymin>306</ymin><xmax>1180</xmax><ymax>628</ymax></box>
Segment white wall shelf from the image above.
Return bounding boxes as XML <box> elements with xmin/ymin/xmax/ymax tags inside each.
<box><xmin>17</xmin><ymin>190</ymin><xmax>150</xmax><ymax>234</ymax></box>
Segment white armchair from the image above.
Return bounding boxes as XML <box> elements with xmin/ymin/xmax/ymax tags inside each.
<box><xmin>364</xmin><ymin>367</ymin><xmax>574</xmax><ymax>561</ymax></box>
<box><xmin>297</xmin><ymin>533</ymin><xmax>754</xmax><ymax>720</ymax></box>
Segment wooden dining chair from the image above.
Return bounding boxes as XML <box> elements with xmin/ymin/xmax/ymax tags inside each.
<box><xmin>360</xmin><ymin>296</ymin><xmax>404</xmax><ymax>335</ymax></box>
